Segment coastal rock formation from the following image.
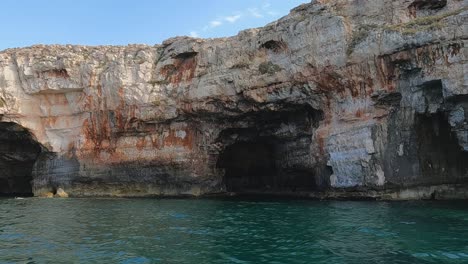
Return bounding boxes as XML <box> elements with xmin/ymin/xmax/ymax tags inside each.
<box><xmin>0</xmin><ymin>0</ymin><xmax>467</xmax><ymax>199</ymax></box>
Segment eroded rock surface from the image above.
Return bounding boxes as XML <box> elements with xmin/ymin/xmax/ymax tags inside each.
<box><xmin>0</xmin><ymin>0</ymin><xmax>467</xmax><ymax>199</ymax></box>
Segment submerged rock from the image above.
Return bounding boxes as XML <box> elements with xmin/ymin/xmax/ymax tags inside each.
<box><xmin>0</xmin><ymin>0</ymin><xmax>467</xmax><ymax>199</ymax></box>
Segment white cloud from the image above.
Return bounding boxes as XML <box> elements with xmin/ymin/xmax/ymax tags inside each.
<box><xmin>210</xmin><ymin>20</ymin><xmax>223</xmax><ymax>28</ymax></box>
<box><xmin>267</xmin><ymin>11</ymin><xmax>279</xmax><ymax>17</ymax></box>
<box><xmin>224</xmin><ymin>15</ymin><xmax>241</xmax><ymax>23</ymax></box>
<box><xmin>189</xmin><ymin>1</ymin><xmax>286</xmax><ymax>37</ymax></box>
<box><xmin>248</xmin><ymin>8</ymin><xmax>263</xmax><ymax>18</ymax></box>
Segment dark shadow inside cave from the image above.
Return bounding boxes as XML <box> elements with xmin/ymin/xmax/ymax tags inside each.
<box><xmin>415</xmin><ymin>112</ymin><xmax>468</xmax><ymax>182</ymax></box>
<box><xmin>217</xmin><ymin>140</ymin><xmax>277</xmax><ymax>192</ymax></box>
<box><xmin>412</xmin><ymin>79</ymin><xmax>468</xmax><ymax>183</ymax></box>
<box><xmin>0</xmin><ymin>122</ymin><xmax>42</xmax><ymax>196</ymax></box>
<box><xmin>217</xmin><ymin>137</ymin><xmax>323</xmax><ymax>193</ymax></box>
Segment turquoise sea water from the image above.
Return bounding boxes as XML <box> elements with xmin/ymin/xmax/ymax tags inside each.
<box><xmin>0</xmin><ymin>197</ymin><xmax>467</xmax><ymax>264</ymax></box>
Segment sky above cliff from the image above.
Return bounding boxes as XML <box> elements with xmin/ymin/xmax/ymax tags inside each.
<box><xmin>0</xmin><ymin>0</ymin><xmax>309</xmax><ymax>51</ymax></box>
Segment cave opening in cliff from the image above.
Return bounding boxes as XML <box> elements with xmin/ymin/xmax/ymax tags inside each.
<box><xmin>217</xmin><ymin>136</ymin><xmax>322</xmax><ymax>193</ymax></box>
<box><xmin>0</xmin><ymin>122</ymin><xmax>42</xmax><ymax>196</ymax></box>
<box><xmin>412</xmin><ymin>79</ymin><xmax>468</xmax><ymax>183</ymax></box>
<box><xmin>216</xmin><ymin>105</ymin><xmax>325</xmax><ymax>194</ymax></box>
<box><xmin>415</xmin><ymin>112</ymin><xmax>468</xmax><ymax>182</ymax></box>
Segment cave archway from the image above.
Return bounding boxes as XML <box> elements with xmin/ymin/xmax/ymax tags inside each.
<box><xmin>215</xmin><ymin>105</ymin><xmax>328</xmax><ymax>194</ymax></box>
<box><xmin>415</xmin><ymin>112</ymin><xmax>468</xmax><ymax>182</ymax></box>
<box><xmin>0</xmin><ymin>122</ymin><xmax>42</xmax><ymax>196</ymax></box>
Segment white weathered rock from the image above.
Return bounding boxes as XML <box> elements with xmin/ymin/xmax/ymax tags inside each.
<box><xmin>55</xmin><ymin>188</ymin><xmax>69</xmax><ymax>198</ymax></box>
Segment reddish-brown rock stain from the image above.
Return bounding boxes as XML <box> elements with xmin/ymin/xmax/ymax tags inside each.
<box><xmin>160</xmin><ymin>56</ymin><xmax>197</xmax><ymax>84</ymax></box>
<box><xmin>42</xmin><ymin>116</ymin><xmax>59</xmax><ymax>127</ymax></box>
<box><xmin>136</xmin><ymin>137</ymin><xmax>146</xmax><ymax>150</ymax></box>
<box><xmin>115</xmin><ymin>87</ymin><xmax>127</xmax><ymax>131</ymax></box>
<box><xmin>81</xmin><ymin>110</ymin><xmax>112</xmax><ymax>151</ymax></box>
<box><xmin>315</xmin><ymin>126</ymin><xmax>331</xmax><ymax>155</ymax></box>
<box><xmin>78</xmin><ymin>81</ymin><xmax>195</xmax><ymax>162</ymax></box>
<box><xmin>308</xmin><ymin>64</ymin><xmax>374</xmax><ymax>99</ymax></box>
<box><xmin>355</xmin><ymin>108</ymin><xmax>365</xmax><ymax>118</ymax></box>
<box><xmin>377</xmin><ymin>42</ymin><xmax>462</xmax><ymax>93</ymax></box>
<box><xmin>163</xmin><ymin>129</ymin><xmax>194</xmax><ymax>149</ymax></box>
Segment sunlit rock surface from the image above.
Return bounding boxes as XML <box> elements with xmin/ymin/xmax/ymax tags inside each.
<box><xmin>0</xmin><ymin>0</ymin><xmax>467</xmax><ymax>199</ymax></box>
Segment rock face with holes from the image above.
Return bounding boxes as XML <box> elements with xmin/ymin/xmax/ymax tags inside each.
<box><xmin>0</xmin><ymin>0</ymin><xmax>467</xmax><ymax>199</ymax></box>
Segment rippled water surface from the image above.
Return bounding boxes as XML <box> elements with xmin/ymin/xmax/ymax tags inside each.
<box><xmin>1</xmin><ymin>198</ymin><xmax>468</xmax><ymax>263</ymax></box>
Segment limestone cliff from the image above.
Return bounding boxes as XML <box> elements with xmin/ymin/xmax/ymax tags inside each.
<box><xmin>0</xmin><ymin>0</ymin><xmax>467</xmax><ymax>199</ymax></box>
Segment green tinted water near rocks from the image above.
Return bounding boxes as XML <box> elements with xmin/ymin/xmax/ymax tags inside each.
<box><xmin>0</xmin><ymin>198</ymin><xmax>467</xmax><ymax>264</ymax></box>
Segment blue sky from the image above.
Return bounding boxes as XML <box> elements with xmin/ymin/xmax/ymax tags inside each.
<box><xmin>0</xmin><ymin>0</ymin><xmax>309</xmax><ymax>51</ymax></box>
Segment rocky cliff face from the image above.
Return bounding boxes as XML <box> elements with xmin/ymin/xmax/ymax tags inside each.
<box><xmin>0</xmin><ymin>0</ymin><xmax>467</xmax><ymax>199</ymax></box>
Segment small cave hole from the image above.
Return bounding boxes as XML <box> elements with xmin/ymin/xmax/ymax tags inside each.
<box><xmin>408</xmin><ymin>0</ymin><xmax>447</xmax><ymax>17</ymax></box>
<box><xmin>173</xmin><ymin>51</ymin><xmax>198</xmax><ymax>60</ymax></box>
<box><xmin>260</xmin><ymin>40</ymin><xmax>287</xmax><ymax>53</ymax></box>
<box><xmin>409</xmin><ymin>0</ymin><xmax>447</xmax><ymax>10</ymax></box>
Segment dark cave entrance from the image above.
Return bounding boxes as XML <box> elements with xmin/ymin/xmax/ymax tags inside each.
<box><xmin>217</xmin><ymin>136</ymin><xmax>323</xmax><ymax>193</ymax></box>
<box><xmin>0</xmin><ymin>122</ymin><xmax>42</xmax><ymax>196</ymax></box>
<box><xmin>415</xmin><ymin>112</ymin><xmax>468</xmax><ymax>182</ymax></box>
<box><xmin>217</xmin><ymin>140</ymin><xmax>277</xmax><ymax>192</ymax></box>
<box><xmin>412</xmin><ymin>79</ymin><xmax>468</xmax><ymax>183</ymax></box>
<box><xmin>216</xmin><ymin>105</ymin><xmax>328</xmax><ymax>194</ymax></box>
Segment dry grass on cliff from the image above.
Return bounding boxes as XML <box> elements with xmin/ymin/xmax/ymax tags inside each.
<box><xmin>384</xmin><ymin>7</ymin><xmax>467</xmax><ymax>34</ymax></box>
<box><xmin>347</xmin><ymin>7</ymin><xmax>467</xmax><ymax>55</ymax></box>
